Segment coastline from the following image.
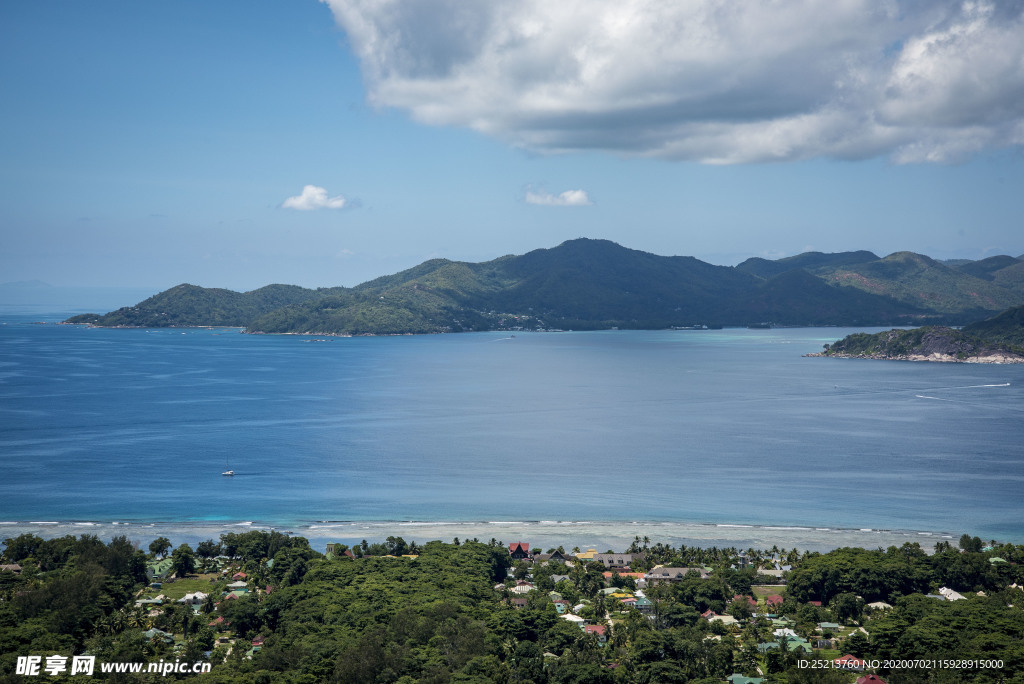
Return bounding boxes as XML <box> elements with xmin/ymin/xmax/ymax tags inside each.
<box><xmin>0</xmin><ymin>519</ymin><xmax>960</xmax><ymax>555</ymax></box>
<box><xmin>805</xmin><ymin>351</ymin><xmax>1024</xmax><ymax>363</ymax></box>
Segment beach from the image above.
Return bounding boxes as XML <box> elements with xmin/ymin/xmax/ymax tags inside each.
<box><xmin>0</xmin><ymin>519</ymin><xmax>959</xmax><ymax>555</ymax></box>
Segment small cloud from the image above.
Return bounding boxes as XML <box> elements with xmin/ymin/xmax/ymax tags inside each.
<box><xmin>525</xmin><ymin>188</ymin><xmax>592</xmax><ymax>206</ymax></box>
<box><xmin>282</xmin><ymin>185</ymin><xmax>348</xmax><ymax>211</ymax></box>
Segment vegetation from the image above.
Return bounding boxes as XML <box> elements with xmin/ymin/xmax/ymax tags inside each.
<box><xmin>963</xmin><ymin>304</ymin><xmax>1024</xmax><ymax>347</ymax></box>
<box><xmin>65</xmin><ymin>240</ymin><xmax>1024</xmax><ymax>335</ymax></box>
<box><xmin>816</xmin><ymin>320</ymin><xmax>1024</xmax><ymax>362</ymax></box>
<box><xmin>3</xmin><ymin>531</ymin><xmax>1024</xmax><ymax>682</ymax></box>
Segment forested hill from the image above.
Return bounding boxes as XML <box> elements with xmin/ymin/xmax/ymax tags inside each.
<box><xmin>65</xmin><ymin>239</ymin><xmax>1024</xmax><ymax>335</ymax></box>
<box><xmin>811</xmin><ymin>305</ymin><xmax>1024</xmax><ymax>363</ymax></box>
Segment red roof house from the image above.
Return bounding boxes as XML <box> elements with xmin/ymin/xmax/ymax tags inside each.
<box><xmin>733</xmin><ymin>594</ymin><xmax>757</xmax><ymax>607</ymax></box>
<box><xmin>509</xmin><ymin>542</ymin><xmax>531</xmax><ymax>560</ymax></box>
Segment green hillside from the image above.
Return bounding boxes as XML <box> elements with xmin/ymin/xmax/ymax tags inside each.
<box><xmin>824</xmin><ymin>251</ymin><xmax>1024</xmax><ymax>316</ymax></box>
<box><xmin>65</xmin><ymin>240</ymin><xmax>1024</xmax><ymax>334</ymax></box>
<box><xmin>963</xmin><ymin>304</ymin><xmax>1024</xmax><ymax>347</ymax></box>
<box><xmin>65</xmin><ymin>283</ymin><xmax>328</xmax><ymax>328</ymax></box>
<box><xmin>815</xmin><ymin>305</ymin><xmax>1024</xmax><ymax>361</ymax></box>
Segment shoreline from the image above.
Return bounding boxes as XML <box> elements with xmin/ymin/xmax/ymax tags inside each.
<box><xmin>0</xmin><ymin>519</ymin><xmax>963</xmax><ymax>555</ymax></box>
<box><xmin>805</xmin><ymin>351</ymin><xmax>1024</xmax><ymax>363</ymax></box>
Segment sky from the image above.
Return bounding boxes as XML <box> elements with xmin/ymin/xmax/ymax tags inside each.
<box><xmin>2</xmin><ymin>0</ymin><xmax>1023</xmax><ymax>293</ymax></box>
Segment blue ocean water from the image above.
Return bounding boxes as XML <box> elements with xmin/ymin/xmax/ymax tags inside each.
<box><xmin>1</xmin><ymin>314</ymin><xmax>1022</xmax><ymax>544</ymax></box>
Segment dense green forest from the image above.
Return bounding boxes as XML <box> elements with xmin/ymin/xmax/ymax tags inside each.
<box><xmin>3</xmin><ymin>531</ymin><xmax>1023</xmax><ymax>682</ymax></box>
<box><xmin>65</xmin><ymin>240</ymin><xmax>1024</xmax><ymax>335</ymax></box>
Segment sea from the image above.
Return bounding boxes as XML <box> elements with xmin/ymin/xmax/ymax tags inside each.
<box><xmin>2</xmin><ymin>309</ymin><xmax>1022</xmax><ymax>554</ymax></box>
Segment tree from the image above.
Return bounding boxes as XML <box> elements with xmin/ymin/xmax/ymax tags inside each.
<box><xmin>959</xmin><ymin>534</ymin><xmax>983</xmax><ymax>553</ymax></box>
<box><xmin>196</xmin><ymin>539</ymin><xmax>221</xmax><ymax>560</ymax></box>
<box><xmin>844</xmin><ymin>629</ymin><xmax>869</xmax><ymax>657</ymax></box>
<box><xmin>149</xmin><ymin>537</ymin><xmax>172</xmax><ymax>559</ymax></box>
<box><xmin>170</xmin><ymin>544</ymin><xmax>196</xmax><ymax>578</ymax></box>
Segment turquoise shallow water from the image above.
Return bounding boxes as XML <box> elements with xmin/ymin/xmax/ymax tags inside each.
<box><xmin>1</xmin><ymin>314</ymin><xmax>1022</xmax><ymax>546</ymax></box>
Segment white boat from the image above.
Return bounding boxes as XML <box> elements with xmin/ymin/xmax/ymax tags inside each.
<box><xmin>222</xmin><ymin>455</ymin><xmax>234</xmax><ymax>476</ymax></box>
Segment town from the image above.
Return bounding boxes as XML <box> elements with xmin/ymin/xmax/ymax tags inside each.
<box><xmin>2</xmin><ymin>530</ymin><xmax>1021</xmax><ymax>682</ymax></box>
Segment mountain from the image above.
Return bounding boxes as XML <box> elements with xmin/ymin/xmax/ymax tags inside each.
<box><xmin>66</xmin><ymin>283</ymin><xmax>331</xmax><ymax>327</ymax></box>
<box><xmin>65</xmin><ymin>240</ymin><xmax>1024</xmax><ymax>335</ymax></box>
<box><xmin>962</xmin><ymin>304</ymin><xmax>1024</xmax><ymax>347</ymax></box>
<box><xmin>821</xmin><ymin>251</ymin><xmax>1024</xmax><ymax>317</ymax></box>
<box><xmin>954</xmin><ymin>255</ymin><xmax>1022</xmax><ymax>281</ymax></box>
<box><xmin>735</xmin><ymin>250</ymin><xmax>878</xmax><ymax>279</ymax></box>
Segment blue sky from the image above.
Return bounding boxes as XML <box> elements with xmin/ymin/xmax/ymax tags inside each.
<box><xmin>2</xmin><ymin>0</ymin><xmax>1023</xmax><ymax>292</ymax></box>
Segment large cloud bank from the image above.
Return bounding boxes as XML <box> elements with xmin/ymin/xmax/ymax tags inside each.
<box><xmin>322</xmin><ymin>0</ymin><xmax>1024</xmax><ymax>163</ymax></box>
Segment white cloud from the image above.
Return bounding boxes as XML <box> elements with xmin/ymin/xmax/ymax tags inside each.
<box><xmin>321</xmin><ymin>0</ymin><xmax>1024</xmax><ymax>163</ymax></box>
<box><xmin>282</xmin><ymin>185</ymin><xmax>348</xmax><ymax>210</ymax></box>
<box><xmin>525</xmin><ymin>188</ymin><xmax>592</xmax><ymax>206</ymax></box>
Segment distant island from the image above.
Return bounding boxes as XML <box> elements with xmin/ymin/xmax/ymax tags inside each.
<box><xmin>65</xmin><ymin>239</ymin><xmax>1024</xmax><ymax>335</ymax></box>
<box><xmin>809</xmin><ymin>305</ymin><xmax>1024</xmax><ymax>363</ymax></box>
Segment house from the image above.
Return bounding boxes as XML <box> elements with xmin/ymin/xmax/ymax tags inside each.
<box><xmin>574</xmin><ymin>549</ymin><xmax>598</xmax><ymax>561</ymax></box>
<box><xmin>734</xmin><ymin>594</ymin><xmax>757</xmax><ymax>608</ymax></box>
<box><xmin>0</xmin><ymin>564</ymin><xmax>23</xmax><ymax>575</ymax></box>
<box><xmin>226</xmin><ymin>581</ymin><xmax>248</xmax><ymax>590</ymax></box>
<box><xmin>855</xmin><ymin>676</ymin><xmax>888</xmax><ymax>684</ymax></box>
<box><xmin>818</xmin><ymin>622</ymin><xmax>841</xmax><ymax>632</ymax></box>
<box><xmin>535</xmin><ymin>550</ymin><xmax>572</xmax><ymax>564</ymax></box>
<box><xmin>143</xmin><ymin>628</ymin><xmax>174</xmax><ymax>644</ymax></box>
<box><xmin>584</xmin><ymin>624</ymin><xmax>607</xmax><ymax>642</ymax></box>
<box><xmin>603</xmin><ymin>571</ymin><xmax>645</xmax><ymax>584</ymax></box>
<box><xmin>834</xmin><ymin>655</ymin><xmax>865</xmax><ymax>671</ymax></box>
<box><xmin>938</xmin><ymin>587</ymin><xmax>966</xmax><ymax>601</ymax></box>
<box><xmin>232</xmin><ymin>572</ymin><xmax>247</xmax><ymax>581</ymax></box>
<box><xmin>779</xmin><ymin>636</ymin><xmax>812</xmax><ymax>653</ymax></box>
<box><xmin>252</xmin><ymin>635</ymin><xmax>265</xmax><ymax>647</ymax></box>
<box><xmin>135</xmin><ymin>597</ymin><xmax>164</xmax><ymax>608</ymax></box>
<box><xmin>178</xmin><ymin>592</ymin><xmax>209</xmax><ymax>605</ymax></box>
<box><xmin>551</xmin><ymin>574</ymin><xmax>570</xmax><ymax>584</ymax></box>
<box><xmin>765</xmin><ymin>595</ymin><xmax>784</xmax><ymax>608</ymax></box>
<box><xmin>702</xmin><ymin>611</ymin><xmax>738</xmax><ymax>626</ymax></box>
<box><xmin>509</xmin><ymin>542</ymin><xmax>532</xmax><ymax>561</ymax></box>
<box><xmin>561</xmin><ymin>614</ymin><xmax>585</xmax><ymax>624</ymax></box>
<box><xmin>325</xmin><ymin>544</ymin><xmax>355</xmax><ymax>560</ymax></box>
<box><xmin>146</xmin><ymin>558</ymin><xmax>174</xmax><ymax>581</ymax></box>
<box><xmin>727</xmin><ymin>675</ymin><xmax>764</xmax><ymax>684</ymax></box>
<box><xmin>510</xmin><ymin>597</ymin><xmax>529</xmax><ymax>610</ymax></box>
<box><xmin>593</xmin><ymin>553</ymin><xmax>642</xmax><ymax>569</ymax></box>
<box><xmin>634</xmin><ymin>596</ymin><xmax>654</xmax><ymax>613</ymax></box>
<box><xmin>866</xmin><ymin>601</ymin><xmax>892</xmax><ymax>610</ymax></box>
<box><xmin>644</xmin><ymin>567</ymin><xmax>709</xmax><ymax>585</ymax></box>
<box><xmin>511</xmin><ymin>580</ymin><xmax>535</xmax><ymax>595</ymax></box>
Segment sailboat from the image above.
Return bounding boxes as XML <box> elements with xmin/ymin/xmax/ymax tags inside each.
<box><xmin>222</xmin><ymin>455</ymin><xmax>234</xmax><ymax>476</ymax></box>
